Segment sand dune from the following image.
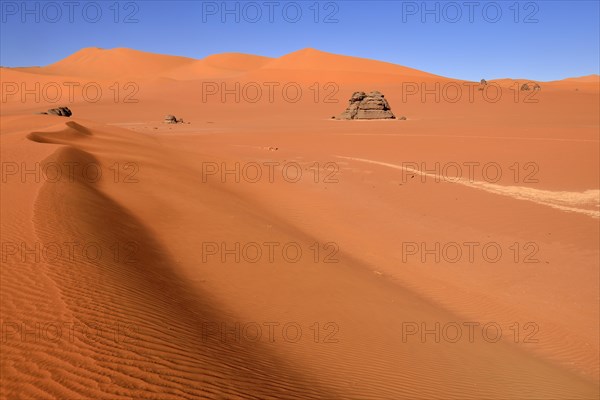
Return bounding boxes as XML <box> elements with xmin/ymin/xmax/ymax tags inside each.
<box><xmin>554</xmin><ymin>74</ymin><xmax>600</xmax><ymax>84</ymax></box>
<box><xmin>1</xmin><ymin>48</ymin><xmax>598</xmax><ymax>399</ymax></box>
<box><xmin>39</xmin><ymin>47</ymin><xmax>197</xmax><ymax>79</ymax></box>
<box><xmin>259</xmin><ymin>48</ymin><xmax>444</xmax><ymax>78</ymax></box>
<box><xmin>163</xmin><ymin>53</ymin><xmax>273</xmax><ymax>80</ymax></box>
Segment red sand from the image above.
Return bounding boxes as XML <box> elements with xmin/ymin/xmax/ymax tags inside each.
<box><xmin>1</xmin><ymin>48</ymin><xmax>598</xmax><ymax>399</ymax></box>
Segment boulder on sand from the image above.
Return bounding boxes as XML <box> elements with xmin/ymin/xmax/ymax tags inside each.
<box><xmin>336</xmin><ymin>91</ymin><xmax>396</xmax><ymax>120</ymax></box>
<box><xmin>38</xmin><ymin>106</ymin><xmax>72</xmax><ymax>117</ymax></box>
<box><xmin>164</xmin><ymin>115</ymin><xmax>183</xmax><ymax>124</ymax></box>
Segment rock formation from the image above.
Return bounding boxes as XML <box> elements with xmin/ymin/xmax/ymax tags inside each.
<box><xmin>478</xmin><ymin>79</ymin><xmax>488</xmax><ymax>91</ymax></box>
<box><xmin>336</xmin><ymin>91</ymin><xmax>396</xmax><ymax>120</ymax></box>
<box><xmin>521</xmin><ymin>83</ymin><xmax>541</xmax><ymax>92</ymax></box>
<box><xmin>164</xmin><ymin>115</ymin><xmax>183</xmax><ymax>124</ymax></box>
<box><xmin>38</xmin><ymin>107</ymin><xmax>72</xmax><ymax>117</ymax></box>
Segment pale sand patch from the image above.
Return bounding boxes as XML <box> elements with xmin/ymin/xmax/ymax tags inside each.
<box><xmin>338</xmin><ymin>155</ymin><xmax>600</xmax><ymax>218</ymax></box>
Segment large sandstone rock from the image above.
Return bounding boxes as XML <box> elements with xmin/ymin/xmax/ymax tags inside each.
<box><xmin>336</xmin><ymin>91</ymin><xmax>396</xmax><ymax>120</ymax></box>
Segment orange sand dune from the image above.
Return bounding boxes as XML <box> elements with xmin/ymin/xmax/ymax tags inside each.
<box><xmin>1</xmin><ymin>48</ymin><xmax>599</xmax><ymax>399</ymax></box>
<box><xmin>163</xmin><ymin>53</ymin><xmax>274</xmax><ymax>80</ymax></box>
<box><xmin>9</xmin><ymin>47</ymin><xmax>453</xmax><ymax>82</ymax></box>
<box><xmin>259</xmin><ymin>48</ymin><xmax>445</xmax><ymax>78</ymax></box>
<box><xmin>552</xmin><ymin>74</ymin><xmax>600</xmax><ymax>83</ymax></box>
<box><xmin>22</xmin><ymin>47</ymin><xmax>197</xmax><ymax>79</ymax></box>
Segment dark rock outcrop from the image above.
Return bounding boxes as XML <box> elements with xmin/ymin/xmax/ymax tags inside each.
<box><xmin>336</xmin><ymin>91</ymin><xmax>396</xmax><ymax>120</ymax></box>
<box><xmin>38</xmin><ymin>107</ymin><xmax>72</xmax><ymax>117</ymax></box>
<box><xmin>164</xmin><ymin>115</ymin><xmax>183</xmax><ymax>124</ymax></box>
<box><xmin>478</xmin><ymin>79</ymin><xmax>488</xmax><ymax>91</ymax></box>
<box><xmin>521</xmin><ymin>82</ymin><xmax>541</xmax><ymax>92</ymax></box>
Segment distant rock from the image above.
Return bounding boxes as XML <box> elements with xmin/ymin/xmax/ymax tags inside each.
<box><xmin>336</xmin><ymin>91</ymin><xmax>396</xmax><ymax>120</ymax></box>
<box><xmin>521</xmin><ymin>83</ymin><xmax>541</xmax><ymax>91</ymax></box>
<box><xmin>164</xmin><ymin>115</ymin><xmax>183</xmax><ymax>124</ymax></box>
<box><xmin>38</xmin><ymin>106</ymin><xmax>72</xmax><ymax>117</ymax></box>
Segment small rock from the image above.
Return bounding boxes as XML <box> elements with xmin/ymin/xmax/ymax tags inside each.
<box><xmin>164</xmin><ymin>115</ymin><xmax>183</xmax><ymax>124</ymax></box>
<box><xmin>38</xmin><ymin>106</ymin><xmax>72</xmax><ymax>117</ymax></box>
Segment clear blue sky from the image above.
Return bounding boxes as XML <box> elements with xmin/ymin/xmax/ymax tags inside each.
<box><xmin>1</xmin><ymin>0</ymin><xmax>599</xmax><ymax>81</ymax></box>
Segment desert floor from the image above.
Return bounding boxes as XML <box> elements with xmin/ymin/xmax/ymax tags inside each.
<box><xmin>1</xmin><ymin>48</ymin><xmax>599</xmax><ymax>399</ymax></box>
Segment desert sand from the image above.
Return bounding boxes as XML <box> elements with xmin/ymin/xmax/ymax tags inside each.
<box><xmin>1</xmin><ymin>48</ymin><xmax>599</xmax><ymax>399</ymax></box>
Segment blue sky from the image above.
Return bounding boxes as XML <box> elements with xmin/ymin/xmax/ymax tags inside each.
<box><xmin>1</xmin><ymin>0</ymin><xmax>599</xmax><ymax>81</ymax></box>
